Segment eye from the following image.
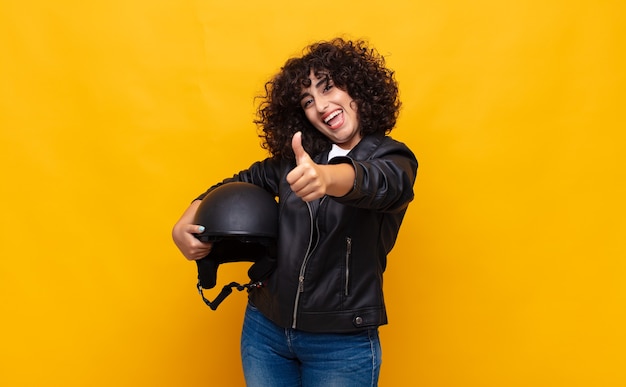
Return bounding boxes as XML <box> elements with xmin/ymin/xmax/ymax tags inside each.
<box><xmin>322</xmin><ymin>78</ymin><xmax>334</xmax><ymax>93</ymax></box>
<box><xmin>301</xmin><ymin>97</ymin><xmax>313</xmax><ymax>109</ymax></box>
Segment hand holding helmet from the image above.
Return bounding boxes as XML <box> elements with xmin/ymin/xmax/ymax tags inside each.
<box><xmin>171</xmin><ymin>201</ymin><xmax>213</xmax><ymax>261</ymax></box>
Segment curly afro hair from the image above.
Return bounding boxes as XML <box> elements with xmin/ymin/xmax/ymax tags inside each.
<box><xmin>255</xmin><ymin>37</ymin><xmax>401</xmax><ymax>161</ymax></box>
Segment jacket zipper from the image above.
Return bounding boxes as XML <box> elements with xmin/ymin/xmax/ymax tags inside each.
<box><xmin>345</xmin><ymin>236</ymin><xmax>352</xmax><ymax>296</ymax></box>
<box><xmin>291</xmin><ymin>196</ymin><xmax>326</xmax><ymax>329</ymax></box>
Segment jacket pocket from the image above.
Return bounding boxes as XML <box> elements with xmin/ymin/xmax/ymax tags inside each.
<box><xmin>344</xmin><ymin>237</ymin><xmax>352</xmax><ymax>296</ymax></box>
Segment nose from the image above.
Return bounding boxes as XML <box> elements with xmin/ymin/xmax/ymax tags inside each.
<box><xmin>315</xmin><ymin>97</ymin><xmax>329</xmax><ymax>113</ymax></box>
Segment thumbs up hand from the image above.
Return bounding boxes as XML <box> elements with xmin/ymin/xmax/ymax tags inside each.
<box><xmin>287</xmin><ymin>132</ymin><xmax>328</xmax><ymax>202</ymax></box>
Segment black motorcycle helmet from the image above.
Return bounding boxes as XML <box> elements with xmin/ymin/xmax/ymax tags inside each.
<box><xmin>192</xmin><ymin>182</ymin><xmax>278</xmax><ymax>309</ymax></box>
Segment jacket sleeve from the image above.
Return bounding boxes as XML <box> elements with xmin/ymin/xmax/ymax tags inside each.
<box><xmin>328</xmin><ymin>139</ymin><xmax>418</xmax><ymax>213</ymax></box>
<box><xmin>194</xmin><ymin>157</ymin><xmax>284</xmax><ymax>201</ymax></box>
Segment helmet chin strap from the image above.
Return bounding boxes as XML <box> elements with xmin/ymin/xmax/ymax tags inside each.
<box><xmin>193</xmin><ymin>242</ymin><xmax>276</xmax><ymax>310</ymax></box>
<box><xmin>196</xmin><ymin>280</ymin><xmax>264</xmax><ymax>310</ymax></box>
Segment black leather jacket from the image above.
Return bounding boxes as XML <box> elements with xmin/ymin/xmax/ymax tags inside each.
<box><xmin>197</xmin><ymin>134</ymin><xmax>418</xmax><ymax>333</ymax></box>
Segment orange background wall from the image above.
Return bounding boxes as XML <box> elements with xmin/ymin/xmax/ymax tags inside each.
<box><xmin>1</xmin><ymin>1</ymin><xmax>624</xmax><ymax>386</ymax></box>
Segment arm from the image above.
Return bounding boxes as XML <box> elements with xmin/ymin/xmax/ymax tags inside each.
<box><xmin>329</xmin><ymin>138</ymin><xmax>418</xmax><ymax>212</ymax></box>
<box><xmin>171</xmin><ymin>199</ymin><xmax>212</xmax><ymax>261</ymax></box>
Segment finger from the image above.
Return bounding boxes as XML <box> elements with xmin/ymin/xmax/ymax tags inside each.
<box><xmin>184</xmin><ymin>224</ymin><xmax>206</xmax><ymax>239</ymax></box>
<box><xmin>292</xmin><ymin>131</ymin><xmax>310</xmax><ymax>165</ymax></box>
<box><xmin>286</xmin><ymin>166</ymin><xmax>302</xmax><ymax>187</ymax></box>
<box><xmin>288</xmin><ymin>171</ymin><xmax>323</xmax><ymax>202</ymax></box>
<box><xmin>188</xmin><ymin>246</ymin><xmax>212</xmax><ymax>261</ymax></box>
<box><xmin>300</xmin><ymin>192</ymin><xmax>322</xmax><ymax>202</ymax></box>
<box><xmin>188</xmin><ymin>240</ymin><xmax>213</xmax><ymax>260</ymax></box>
<box><xmin>287</xmin><ymin>164</ymin><xmax>317</xmax><ymax>194</ymax></box>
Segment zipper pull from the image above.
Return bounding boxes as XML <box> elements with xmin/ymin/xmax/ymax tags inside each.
<box><xmin>298</xmin><ymin>276</ymin><xmax>305</xmax><ymax>292</ymax></box>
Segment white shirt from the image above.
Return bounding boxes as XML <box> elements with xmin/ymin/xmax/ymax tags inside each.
<box><xmin>328</xmin><ymin>144</ymin><xmax>350</xmax><ymax>161</ymax></box>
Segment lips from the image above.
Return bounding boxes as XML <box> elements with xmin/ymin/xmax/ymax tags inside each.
<box><xmin>323</xmin><ymin>109</ymin><xmax>344</xmax><ymax>129</ymax></box>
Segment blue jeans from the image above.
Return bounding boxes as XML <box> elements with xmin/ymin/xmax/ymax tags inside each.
<box><xmin>240</xmin><ymin>302</ymin><xmax>382</xmax><ymax>387</ymax></box>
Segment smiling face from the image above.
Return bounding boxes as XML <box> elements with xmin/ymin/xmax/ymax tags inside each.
<box><xmin>300</xmin><ymin>70</ymin><xmax>361</xmax><ymax>150</ymax></box>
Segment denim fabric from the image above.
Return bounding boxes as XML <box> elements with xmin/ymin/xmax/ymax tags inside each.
<box><xmin>241</xmin><ymin>302</ymin><xmax>382</xmax><ymax>387</ymax></box>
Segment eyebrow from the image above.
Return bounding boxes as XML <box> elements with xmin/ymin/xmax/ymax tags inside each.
<box><xmin>299</xmin><ymin>75</ymin><xmax>330</xmax><ymax>100</ymax></box>
<box><xmin>315</xmin><ymin>76</ymin><xmax>329</xmax><ymax>88</ymax></box>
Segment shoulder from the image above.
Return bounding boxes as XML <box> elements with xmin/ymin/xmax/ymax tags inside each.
<box><xmin>354</xmin><ymin>134</ymin><xmax>416</xmax><ymax>161</ymax></box>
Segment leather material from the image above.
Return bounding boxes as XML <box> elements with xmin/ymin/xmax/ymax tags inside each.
<box><xmin>197</xmin><ymin>134</ymin><xmax>417</xmax><ymax>332</ymax></box>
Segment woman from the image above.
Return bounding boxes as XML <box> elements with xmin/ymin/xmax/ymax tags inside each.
<box><xmin>172</xmin><ymin>37</ymin><xmax>418</xmax><ymax>386</ymax></box>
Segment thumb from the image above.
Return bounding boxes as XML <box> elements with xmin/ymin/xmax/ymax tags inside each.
<box><xmin>292</xmin><ymin>131</ymin><xmax>310</xmax><ymax>165</ymax></box>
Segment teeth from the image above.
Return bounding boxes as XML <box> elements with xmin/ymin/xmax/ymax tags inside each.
<box><xmin>324</xmin><ymin>110</ymin><xmax>342</xmax><ymax>124</ymax></box>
